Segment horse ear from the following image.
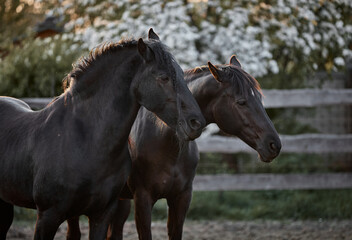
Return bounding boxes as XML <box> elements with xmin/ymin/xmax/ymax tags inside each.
<box><xmin>230</xmin><ymin>55</ymin><xmax>242</xmax><ymax>68</ymax></box>
<box><xmin>137</xmin><ymin>38</ymin><xmax>154</xmax><ymax>62</ymax></box>
<box><xmin>148</xmin><ymin>28</ymin><xmax>160</xmax><ymax>40</ymax></box>
<box><xmin>208</xmin><ymin>62</ymin><xmax>223</xmax><ymax>83</ymax></box>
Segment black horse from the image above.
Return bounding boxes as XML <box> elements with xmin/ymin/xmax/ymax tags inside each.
<box><xmin>100</xmin><ymin>55</ymin><xmax>281</xmax><ymax>240</ymax></box>
<box><xmin>0</xmin><ymin>29</ymin><xmax>205</xmax><ymax>240</ymax></box>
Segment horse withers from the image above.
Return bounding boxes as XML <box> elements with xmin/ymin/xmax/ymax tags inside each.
<box><xmin>101</xmin><ymin>55</ymin><xmax>281</xmax><ymax>240</ymax></box>
<box><xmin>0</xmin><ymin>29</ymin><xmax>205</xmax><ymax>240</ymax></box>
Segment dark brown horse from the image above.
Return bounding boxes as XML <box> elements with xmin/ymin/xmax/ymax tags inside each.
<box><xmin>68</xmin><ymin>55</ymin><xmax>281</xmax><ymax>240</ymax></box>
<box><xmin>113</xmin><ymin>56</ymin><xmax>281</xmax><ymax>240</ymax></box>
<box><xmin>0</xmin><ymin>29</ymin><xmax>205</xmax><ymax>240</ymax></box>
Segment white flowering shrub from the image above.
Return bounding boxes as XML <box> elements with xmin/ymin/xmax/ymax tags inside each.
<box><xmin>263</xmin><ymin>0</ymin><xmax>352</xmax><ymax>75</ymax></box>
<box><xmin>77</xmin><ymin>0</ymin><xmax>202</xmax><ymax>68</ymax></box>
<box><xmin>62</xmin><ymin>0</ymin><xmax>351</xmax><ymax>80</ymax></box>
<box><xmin>198</xmin><ymin>4</ymin><xmax>278</xmax><ymax>76</ymax></box>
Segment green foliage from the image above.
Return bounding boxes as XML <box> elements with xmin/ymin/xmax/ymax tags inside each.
<box><xmin>266</xmin><ymin>108</ymin><xmax>320</xmax><ymax>135</ymax></box>
<box><xmin>14</xmin><ymin>207</ymin><xmax>36</xmax><ymax>221</ymax></box>
<box><xmin>150</xmin><ymin>190</ymin><xmax>352</xmax><ymax>221</ymax></box>
<box><xmin>151</xmin><ymin>199</ymin><xmax>169</xmax><ymax>220</ymax></box>
<box><xmin>0</xmin><ymin>35</ymin><xmax>85</xmax><ymax>97</ymax></box>
<box><xmin>242</xmin><ymin>153</ymin><xmax>334</xmax><ymax>174</ymax></box>
<box><xmin>0</xmin><ymin>0</ymin><xmax>44</xmax><ymax>48</ymax></box>
<box><xmin>197</xmin><ymin>152</ymin><xmax>341</xmax><ymax>175</ymax></box>
<box><xmin>197</xmin><ymin>153</ymin><xmax>234</xmax><ymax>174</ymax></box>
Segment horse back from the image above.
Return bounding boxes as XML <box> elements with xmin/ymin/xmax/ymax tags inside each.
<box><xmin>0</xmin><ymin>97</ymin><xmax>34</xmax><ymax>147</ymax></box>
<box><xmin>0</xmin><ymin>97</ymin><xmax>34</xmax><ymax>140</ymax></box>
<box><xmin>0</xmin><ymin>96</ymin><xmax>32</xmax><ymax>114</ymax></box>
<box><xmin>0</xmin><ymin>97</ymin><xmax>37</xmax><ymax>207</ymax></box>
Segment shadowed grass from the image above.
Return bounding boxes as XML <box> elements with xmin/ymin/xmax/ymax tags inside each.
<box><xmin>152</xmin><ymin>190</ymin><xmax>352</xmax><ymax>221</ymax></box>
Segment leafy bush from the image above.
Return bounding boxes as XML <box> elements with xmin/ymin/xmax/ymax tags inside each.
<box><xmin>0</xmin><ymin>35</ymin><xmax>85</xmax><ymax>97</ymax></box>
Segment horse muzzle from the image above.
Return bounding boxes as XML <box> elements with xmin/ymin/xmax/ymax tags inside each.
<box><xmin>257</xmin><ymin>134</ymin><xmax>282</xmax><ymax>163</ymax></box>
<box><xmin>178</xmin><ymin>115</ymin><xmax>205</xmax><ymax>141</ymax></box>
<box><xmin>257</xmin><ymin>136</ymin><xmax>281</xmax><ymax>162</ymax></box>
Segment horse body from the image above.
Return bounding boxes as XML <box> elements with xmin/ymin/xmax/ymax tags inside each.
<box><xmin>1</xmin><ymin>53</ymin><xmax>139</xmax><ymax>212</ymax></box>
<box><xmin>107</xmin><ymin>56</ymin><xmax>281</xmax><ymax>240</ymax></box>
<box><xmin>0</xmin><ymin>29</ymin><xmax>205</xmax><ymax>240</ymax></box>
<box><xmin>124</xmin><ymin>111</ymin><xmax>198</xmax><ymax>240</ymax></box>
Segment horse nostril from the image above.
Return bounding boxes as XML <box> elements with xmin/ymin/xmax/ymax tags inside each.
<box><xmin>270</xmin><ymin>142</ymin><xmax>277</xmax><ymax>151</ymax></box>
<box><xmin>189</xmin><ymin>118</ymin><xmax>202</xmax><ymax>131</ymax></box>
<box><xmin>269</xmin><ymin>141</ymin><xmax>281</xmax><ymax>153</ymax></box>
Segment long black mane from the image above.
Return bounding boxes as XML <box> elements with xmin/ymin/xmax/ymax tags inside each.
<box><xmin>62</xmin><ymin>39</ymin><xmax>141</xmax><ymax>95</ymax></box>
<box><xmin>185</xmin><ymin>64</ymin><xmax>262</xmax><ymax>100</ymax></box>
<box><xmin>62</xmin><ymin>39</ymin><xmax>180</xmax><ymax>93</ymax></box>
<box><xmin>62</xmin><ymin>40</ymin><xmax>138</xmax><ymax>90</ymax></box>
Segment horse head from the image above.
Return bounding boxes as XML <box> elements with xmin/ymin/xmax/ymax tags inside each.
<box><xmin>133</xmin><ymin>29</ymin><xmax>205</xmax><ymax>141</ymax></box>
<box><xmin>206</xmin><ymin>55</ymin><xmax>281</xmax><ymax>162</ymax></box>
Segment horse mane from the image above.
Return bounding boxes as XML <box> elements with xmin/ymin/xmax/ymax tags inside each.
<box><xmin>185</xmin><ymin>64</ymin><xmax>262</xmax><ymax>100</ymax></box>
<box><xmin>185</xmin><ymin>65</ymin><xmax>209</xmax><ymax>75</ymax></box>
<box><xmin>62</xmin><ymin>38</ymin><xmax>176</xmax><ymax>92</ymax></box>
<box><xmin>62</xmin><ymin>39</ymin><xmax>138</xmax><ymax>91</ymax></box>
<box><xmin>184</xmin><ymin>65</ymin><xmax>209</xmax><ymax>81</ymax></box>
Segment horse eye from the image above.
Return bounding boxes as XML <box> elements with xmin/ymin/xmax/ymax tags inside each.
<box><xmin>237</xmin><ymin>99</ymin><xmax>246</xmax><ymax>105</ymax></box>
<box><xmin>157</xmin><ymin>76</ymin><xmax>169</xmax><ymax>83</ymax></box>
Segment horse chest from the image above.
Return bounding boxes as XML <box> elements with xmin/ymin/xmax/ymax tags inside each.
<box><xmin>149</xmin><ymin>167</ymin><xmax>191</xmax><ymax>198</ymax></box>
<box><xmin>131</xmin><ymin>145</ymin><xmax>197</xmax><ymax>198</ymax></box>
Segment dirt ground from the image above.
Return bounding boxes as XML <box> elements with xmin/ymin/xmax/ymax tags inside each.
<box><xmin>7</xmin><ymin>220</ymin><xmax>352</xmax><ymax>240</ymax></box>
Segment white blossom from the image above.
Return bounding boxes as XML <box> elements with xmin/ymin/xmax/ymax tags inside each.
<box><xmin>53</xmin><ymin>0</ymin><xmax>352</xmax><ymax>76</ymax></box>
<box><xmin>334</xmin><ymin>57</ymin><xmax>345</xmax><ymax>66</ymax></box>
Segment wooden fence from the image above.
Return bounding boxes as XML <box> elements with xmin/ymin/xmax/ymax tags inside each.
<box><xmin>23</xmin><ymin>89</ymin><xmax>352</xmax><ymax>191</ymax></box>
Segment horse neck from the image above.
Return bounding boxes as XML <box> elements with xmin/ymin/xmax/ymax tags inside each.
<box><xmin>57</xmin><ymin>50</ymin><xmax>142</xmax><ymax>150</ymax></box>
<box><xmin>186</xmin><ymin>72</ymin><xmax>219</xmax><ymax>125</ymax></box>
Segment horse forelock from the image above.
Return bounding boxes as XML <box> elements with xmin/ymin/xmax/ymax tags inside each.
<box><xmin>148</xmin><ymin>41</ymin><xmax>184</xmax><ymax>115</ymax></box>
<box><xmin>148</xmin><ymin>41</ymin><xmax>181</xmax><ymax>85</ymax></box>
<box><xmin>226</xmin><ymin>66</ymin><xmax>263</xmax><ymax>101</ymax></box>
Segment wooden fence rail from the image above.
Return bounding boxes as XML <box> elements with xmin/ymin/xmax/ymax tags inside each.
<box><xmin>21</xmin><ymin>88</ymin><xmax>352</xmax><ymax>109</ymax></box>
<box><xmin>196</xmin><ymin>134</ymin><xmax>352</xmax><ymax>154</ymax></box>
<box><xmin>262</xmin><ymin>89</ymin><xmax>352</xmax><ymax>108</ymax></box>
<box><xmin>193</xmin><ymin>173</ymin><xmax>352</xmax><ymax>191</ymax></box>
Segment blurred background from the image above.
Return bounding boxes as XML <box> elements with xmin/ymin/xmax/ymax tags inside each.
<box><xmin>1</xmin><ymin>0</ymin><xmax>351</xmax><ymax>236</ymax></box>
